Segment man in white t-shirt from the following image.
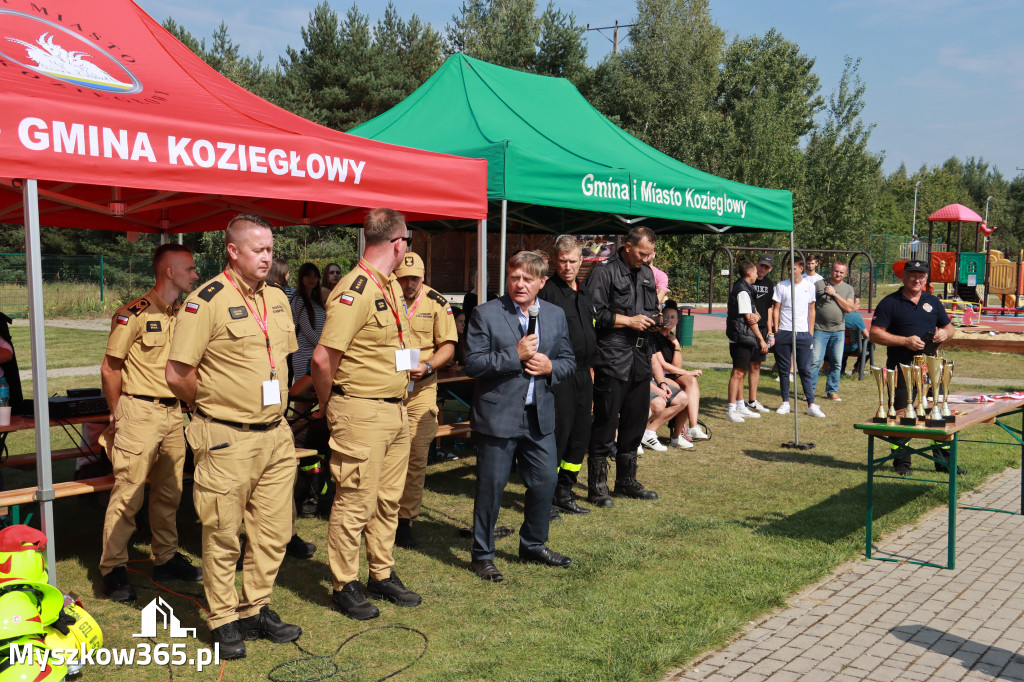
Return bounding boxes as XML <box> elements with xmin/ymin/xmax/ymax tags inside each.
<box><xmin>726</xmin><ymin>262</ymin><xmax>768</xmax><ymax>422</ymax></box>
<box><xmin>803</xmin><ymin>254</ymin><xmax>823</xmax><ymax>287</ymax></box>
<box><xmin>771</xmin><ymin>256</ymin><xmax>826</xmax><ymax>418</ymax></box>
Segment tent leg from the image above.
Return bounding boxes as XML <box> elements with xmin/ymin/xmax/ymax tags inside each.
<box><xmin>498</xmin><ymin>200</ymin><xmax>508</xmax><ymax>296</ymax></box>
<box><xmin>22</xmin><ymin>179</ymin><xmax>57</xmax><ymax>586</ymax></box>
<box><xmin>477</xmin><ymin>218</ymin><xmax>487</xmax><ymax>306</ymax></box>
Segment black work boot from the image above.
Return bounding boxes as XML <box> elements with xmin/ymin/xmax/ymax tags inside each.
<box><xmin>332</xmin><ymin>581</ymin><xmax>380</xmax><ymax>621</ymax></box>
<box><xmin>102</xmin><ymin>566</ymin><xmax>137</xmax><ymax>602</ymax></box>
<box><xmin>366</xmin><ymin>570</ymin><xmax>422</xmax><ymax>607</ymax></box>
<box><xmin>238</xmin><ymin>605</ymin><xmax>302</xmax><ymax>643</ymax></box>
<box><xmin>153</xmin><ymin>552</ymin><xmax>203</xmax><ymax>582</ymax></box>
<box><xmin>553</xmin><ymin>481</ymin><xmax>590</xmax><ymax>515</ymax></box>
<box><xmin>586</xmin><ymin>457</ymin><xmax>614</xmax><ymax>508</ymax></box>
<box><xmin>395</xmin><ymin>518</ymin><xmax>417</xmax><ymax>549</ymax></box>
<box><xmin>210</xmin><ymin>621</ymin><xmax>246</xmax><ymax>660</ymax></box>
<box><xmin>613</xmin><ymin>454</ymin><xmax>659</xmax><ymax>500</ymax></box>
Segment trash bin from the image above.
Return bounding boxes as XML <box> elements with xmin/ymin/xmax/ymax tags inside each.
<box><xmin>677</xmin><ymin>306</ymin><xmax>694</xmax><ymax>347</ymax></box>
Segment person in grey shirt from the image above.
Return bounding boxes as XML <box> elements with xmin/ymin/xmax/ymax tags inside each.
<box><xmin>810</xmin><ymin>261</ymin><xmax>857</xmax><ymax>401</ymax></box>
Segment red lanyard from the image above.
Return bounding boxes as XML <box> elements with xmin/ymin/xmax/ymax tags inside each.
<box><xmin>223</xmin><ymin>270</ymin><xmax>277</xmax><ymax>379</ymax></box>
<box><xmin>357</xmin><ymin>262</ymin><xmax>405</xmax><ymax>348</ymax></box>
<box><xmin>403</xmin><ymin>289</ymin><xmax>423</xmax><ymax>321</ymax></box>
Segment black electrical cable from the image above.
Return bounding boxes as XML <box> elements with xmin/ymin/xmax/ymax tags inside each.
<box><xmin>268</xmin><ymin>625</ymin><xmax>428</xmax><ymax>682</ymax></box>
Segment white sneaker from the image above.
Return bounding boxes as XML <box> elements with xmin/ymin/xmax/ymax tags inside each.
<box><xmin>737</xmin><ymin>405</ymin><xmax>762</xmax><ymax>419</ymax></box>
<box><xmin>641</xmin><ymin>433</ymin><xmax>668</xmax><ymax>451</ymax></box>
<box><xmin>726</xmin><ymin>410</ymin><xmax>746</xmax><ymax>423</ymax></box>
<box><xmin>807</xmin><ymin>404</ymin><xmax>827</xmax><ymax>418</ymax></box>
<box><xmin>776</xmin><ymin>402</ymin><xmax>792</xmax><ymax>415</ymax></box>
<box><xmin>637</xmin><ymin>445</ymin><xmax>644</xmax><ymax>455</ymax></box>
<box><xmin>685</xmin><ymin>426</ymin><xmax>709</xmax><ymax>440</ymax></box>
<box><xmin>670</xmin><ymin>435</ymin><xmax>694</xmax><ymax>449</ymax></box>
<box><xmin>747</xmin><ymin>400</ymin><xmax>770</xmax><ymax>414</ymax></box>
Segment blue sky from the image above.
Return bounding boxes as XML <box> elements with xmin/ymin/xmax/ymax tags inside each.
<box><xmin>136</xmin><ymin>0</ymin><xmax>1023</xmax><ymax>181</ymax></box>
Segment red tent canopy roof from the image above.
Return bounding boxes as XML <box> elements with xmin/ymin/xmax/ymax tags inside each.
<box><xmin>0</xmin><ymin>0</ymin><xmax>487</xmax><ymax>231</ymax></box>
<box><xmin>928</xmin><ymin>203</ymin><xmax>983</xmax><ymax>223</ymax></box>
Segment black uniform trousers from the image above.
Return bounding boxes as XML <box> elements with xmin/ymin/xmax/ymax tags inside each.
<box><xmin>553</xmin><ymin>367</ymin><xmax>593</xmax><ymax>486</ymax></box>
<box><xmin>588</xmin><ymin>365</ymin><xmax>649</xmax><ymax>460</ymax></box>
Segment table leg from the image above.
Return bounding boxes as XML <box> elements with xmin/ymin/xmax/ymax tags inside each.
<box><xmin>866</xmin><ymin>435</ymin><xmax>875</xmax><ymax>559</ymax></box>
<box><xmin>948</xmin><ymin>433</ymin><xmax>958</xmax><ymax>570</ymax></box>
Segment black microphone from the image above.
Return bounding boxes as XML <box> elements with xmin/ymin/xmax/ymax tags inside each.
<box><xmin>526</xmin><ymin>305</ymin><xmax>538</xmax><ymax>336</ymax></box>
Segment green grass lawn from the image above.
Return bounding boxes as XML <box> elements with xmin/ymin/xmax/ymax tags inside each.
<box><xmin>9</xmin><ymin>326</ymin><xmax>109</xmax><ymax>372</ymax></box>
<box><xmin>3</xmin><ymin>335</ymin><xmax>1023</xmax><ymax>681</ymax></box>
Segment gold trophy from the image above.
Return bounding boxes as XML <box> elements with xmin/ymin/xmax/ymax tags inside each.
<box><xmin>925</xmin><ymin>356</ymin><xmax>945</xmax><ymax>426</ymax></box>
<box><xmin>913</xmin><ymin>355</ymin><xmax>930</xmax><ymax>412</ymax></box>
<box><xmin>941</xmin><ymin>358</ymin><xmax>954</xmax><ymax>422</ymax></box>
<box><xmin>899</xmin><ymin>364</ymin><xmax>917</xmax><ymax>425</ymax></box>
<box><xmin>871</xmin><ymin>366</ymin><xmax>887</xmax><ymax>422</ymax></box>
<box><xmin>886</xmin><ymin>367</ymin><xmax>898</xmax><ymax>420</ymax></box>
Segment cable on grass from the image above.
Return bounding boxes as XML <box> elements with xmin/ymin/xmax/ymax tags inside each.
<box><xmin>268</xmin><ymin>625</ymin><xmax>428</xmax><ymax>682</ymax></box>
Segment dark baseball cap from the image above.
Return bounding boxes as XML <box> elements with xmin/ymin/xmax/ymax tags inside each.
<box><xmin>757</xmin><ymin>254</ymin><xmax>774</xmax><ymax>267</ymax></box>
<box><xmin>905</xmin><ymin>259</ymin><xmax>929</xmax><ymax>273</ymax></box>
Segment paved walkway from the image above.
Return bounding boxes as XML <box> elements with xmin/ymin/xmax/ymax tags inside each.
<box><xmin>666</xmin><ymin>468</ymin><xmax>1024</xmax><ymax>681</ymax></box>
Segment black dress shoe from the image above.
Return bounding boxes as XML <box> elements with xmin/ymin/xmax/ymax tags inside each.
<box><xmin>102</xmin><ymin>566</ymin><xmax>137</xmax><ymax>603</ymax></box>
<box><xmin>366</xmin><ymin>570</ymin><xmax>421</xmax><ymax>606</ymax></box>
<box><xmin>286</xmin><ymin>534</ymin><xmax>316</xmax><ymax>559</ymax></box>
<box><xmin>238</xmin><ymin>606</ymin><xmax>302</xmax><ymax>643</ymax></box>
<box><xmin>518</xmin><ymin>546</ymin><xmax>571</xmax><ymax>568</ymax></box>
<box><xmin>211</xmin><ymin>621</ymin><xmax>246</xmax><ymax>660</ymax></box>
<box><xmin>331</xmin><ymin>581</ymin><xmax>380</xmax><ymax>620</ymax></box>
<box><xmin>395</xmin><ymin>518</ymin><xmax>417</xmax><ymax>549</ymax></box>
<box><xmin>550</xmin><ymin>508</ymin><xmax>562</xmax><ymax>522</ymax></box>
<box><xmin>154</xmin><ymin>552</ymin><xmax>203</xmax><ymax>582</ymax></box>
<box><xmin>469</xmin><ymin>559</ymin><xmax>504</xmax><ymax>582</ymax></box>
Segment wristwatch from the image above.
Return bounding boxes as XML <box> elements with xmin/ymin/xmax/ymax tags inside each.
<box><xmin>424</xmin><ymin>362</ymin><xmax>434</xmax><ymax>376</ymax></box>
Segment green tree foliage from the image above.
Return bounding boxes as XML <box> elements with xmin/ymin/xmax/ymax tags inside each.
<box><xmin>800</xmin><ymin>58</ymin><xmax>882</xmax><ymax>250</ymax></box>
<box><xmin>279</xmin><ymin>2</ymin><xmax>443</xmax><ymax>131</ymax></box>
<box><xmin>446</xmin><ymin>0</ymin><xmax>590</xmax><ymax>84</ymax></box>
<box><xmin>161</xmin><ymin>19</ymin><xmax>278</xmax><ymax>100</ymax></box>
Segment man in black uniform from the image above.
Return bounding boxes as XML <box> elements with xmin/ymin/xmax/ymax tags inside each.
<box><xmin>586</xmin><ymin>227</ymin><xmax>660</xmax><ymax>506</ymax></box>
<box><xmin>538</xmin><ymin>236</ymin><xmax>597</xmax><ymax>514</ymax></box>
<box><xmin>747</xmin><ymin>254</ymin><xmax>776</xmax><ymax>413</ymax></box>
<box><xmin>870</xmin><ymin>259</ymin><xmax>954</xmax><ymax>475</ymax></box>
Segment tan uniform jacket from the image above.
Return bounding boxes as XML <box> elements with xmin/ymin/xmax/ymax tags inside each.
<box><xmin>319</xmin><ymin>259</ymin><xmax>408</xmax><ymax>399</ymax></box>
<box><xmin>106</xmin><ymin>289</ymin><xmax>178</xmax><ymax>398</ymax></box>
<box><xmin>168</xmin><ymin>268</ymin><xmax>297</xmax><ymax>423</ymax></box>
<box><xmin>402</xmin><ymin>284</ymin><xmax>458</xmax><ymax>391</ymax></box>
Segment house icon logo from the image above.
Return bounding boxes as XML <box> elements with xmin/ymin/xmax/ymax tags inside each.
<box><xmin>133</xmin><ymin>597</ymin><xmax>197</xmax><ymax>638</ymax></box>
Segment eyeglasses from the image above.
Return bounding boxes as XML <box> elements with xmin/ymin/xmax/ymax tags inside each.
<box><xmin>390</xmin><ymin>235</ymin><xmax>413</xmax><ymax>246</ymax></box>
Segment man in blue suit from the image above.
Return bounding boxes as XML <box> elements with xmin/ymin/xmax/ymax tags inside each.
<box><xmin>464</xmin><ymin>251</ymin><xmax>576</xmax><ymax>582</ymax></box>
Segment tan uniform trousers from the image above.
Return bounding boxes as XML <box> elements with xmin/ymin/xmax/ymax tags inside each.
<box><xmin>327</xmin><ymin>394</ymin><xmax>409</xmax><ymax>588</ymax></box>
<box><xmin>188</xmin><ymin>417</ymin><xmax>295</xmax><ymax>630</ymax></box>
<box><xmin>398</xmin><ymin>384</ymin><xmax>439</xmax><ymax>520</ymax></box>
<box><xmin>99</xmin><ymin>397</ymin><xmax>186</xmax><ymax>575</ymax></box>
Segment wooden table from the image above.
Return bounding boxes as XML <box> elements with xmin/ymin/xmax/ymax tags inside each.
<box><xmin>854</xmin><ymin>397</ymin><xmax>1024</xmax><ymax>569</ymax></box>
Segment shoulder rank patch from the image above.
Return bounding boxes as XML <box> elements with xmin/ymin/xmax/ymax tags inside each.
<box><xmin>229</xmin><ymin>306</ymin><xmax>248</xmax><ymax>320</ymax></box>
<box><xmin>127</xmin><ymin>298</ymin><xmax>150</xmax><ymax>316</ymax></box>
<box><xmin>351</xmin><ymin>275</ymin><xmax>367</xmax><ymax>294</ymax></box>
<box><xmin>146</xmin><ymin>320</ymin><xmax>162</xmax><ymax>332</ymax></box>
<box><xmin>116</xmin><ymin>315</ymin><xmax>129</xmax><ymax>326</ymax></box>
<box><xmin>427</xmin><ymin>290</ymin><xmax>448</xmax><ymax>306</ymax></box>
<box><xmin>197</xmin><ymin>281</ymin><xmax>224</xmax><ymax>302</ymax></box>
<box><xmin>375</xmin><ymin>299</ymin><xmax>388</xmax><ymax>312</ymax></box>
<box><xmin>185</xmin><ymin>302</ymin><xmax>200</xmax><ymax>314</ymax></box>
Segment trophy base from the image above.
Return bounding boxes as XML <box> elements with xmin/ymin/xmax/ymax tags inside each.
<box><xmin>944</xmin><ymin>415</ymin><xmax>956</xmax><ymax>424</ymax></box>
<box><xmin>873</xmin><ymin>417</ymin><xmax>888</xmax><ymax>424</ymax></box>
<box><xmin>926</xmin><ymin>418</ymin><xmax>947</xmax><ymax>428</ymax></box>
<box><xmin>900</xmin><ymin>417</ymin><xmax>918</xmax><ymax>426</ymax></box>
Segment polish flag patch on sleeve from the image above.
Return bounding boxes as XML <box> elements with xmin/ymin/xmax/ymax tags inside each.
<box><xmin>340</xmin><ymin>294</ymin><xmax>355</xmax><ymax>306</ymax></box>
<box><xmin>185</xmin><ymin>302</ymin><xmax>200</xmax><ymax>314</ymax></box>
<box><xmin>446</xmin><ymin>307</ymin><xmax>453</xmax><ymax>315</ymax></box>
<box><xmin>116</xmin><ymin>315</ymin><xmax>129</xmax><ymax>325</ymax></box>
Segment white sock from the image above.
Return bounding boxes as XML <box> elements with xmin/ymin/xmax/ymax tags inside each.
<box><xmin>729</xmin><ymin>402</ymin><xmax>739</xmax><ymax>411</ymax></box>
<box><xmin>644</xmin><ymin>429</ymin><xmax>656</xmax><ymax>439</ymax></box>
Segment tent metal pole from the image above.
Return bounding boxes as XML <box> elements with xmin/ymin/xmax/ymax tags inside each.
<box><xmin>498</xmin><ymin>200</ymin><xmax>508</xmax><ymax>296</ymax></box>
<box><xmin>22</xmin><ymin>179</ymin><xmax>57</xmax><ymax>586</ymax></box>
<box><xmin>790</xmin><ymin>230</ymin><xmax>800</xmax><ymax>444</ymax></box>
<box><xmin>357</xmin><ymin>227</ymin><xmax>366</xmax><ymax>259</ymax></box>
<box><xmin>477</xmin><ymin>218</ymin><xmax>487</xmax><ymax>306</ymax></box>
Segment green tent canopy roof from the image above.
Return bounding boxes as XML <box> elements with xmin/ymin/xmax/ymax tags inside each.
<box><xmin>351</xmin><ymin>54</ymin><xmax>793</xmax><ymax>235</ymax></box>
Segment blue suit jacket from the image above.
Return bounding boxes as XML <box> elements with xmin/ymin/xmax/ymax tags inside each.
<box><xmin>464</xmin><ymin>294</ymin><xmax>576</xmax><ymax>438</ymax></box>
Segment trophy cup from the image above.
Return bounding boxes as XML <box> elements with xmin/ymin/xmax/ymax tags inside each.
<box><xmin>899</xmin><ymin>364</ymin><xmax>917</xmax><ymax>425</ymax></box>
<box><xmin>913</xmin><ymin>355</ymin><xmax>930</xmax><ymax>412</ymax></box>
<box><xmin>926</xmin><ymin>356</ymin><xmax>945</xmax><ymax>426</ymax></box>
<box><xmin>886</xmin><ymin>367</ymin><xmax>898</xmax><ymax>421</ymax></box>
<box><xmin>941</xmin><ymin>358</ymin><xmax>955</xmax><ymax>422</ymax></box>
<box><xmin>871</xmin><ymin>367</ymin><xmax>888</xmax><ymax>423</ymax></box>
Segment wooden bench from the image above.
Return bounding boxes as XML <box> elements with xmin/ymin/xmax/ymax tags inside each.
<box><xmin>0</xmin><ymin>475</ymin><xmax>118</xmax><ymax>507</ymax></box>
<box><xmin>2</xmin><ymin>444</ymin><xmax>105</xmax><ymax>470</ymax></box>
<box><xmin>435</xmin><ymin>421</ymin><xmax>471</xmax><ymax>439</ymax></box>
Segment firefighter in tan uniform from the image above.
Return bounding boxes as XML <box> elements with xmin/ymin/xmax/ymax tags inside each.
<box><xmin>311</xmin><ymin>207</ymin><xmax>421</xmax><ymax>621</ymax></box>
<box><xmin>393</xmin><ymin>253</ymin><xmax>457</xmax><ymax>549</ymax></box>
<box><xmin>166</xmin><ymin>214</ymin><xmax>302</xmax><ymax>660</ymax></box>
<box><xmin>98</xmin><ymin>244</ymin><xmax>201</xmax><ymax>603</ymax></box>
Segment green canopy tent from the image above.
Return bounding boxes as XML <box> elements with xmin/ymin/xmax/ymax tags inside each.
<box><xmin>353</xmin><ymin>55</ymin><xmax>813</xmax><ymax>445</ymax></box>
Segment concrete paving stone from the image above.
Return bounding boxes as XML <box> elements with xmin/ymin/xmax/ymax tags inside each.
<box><xmin>748</xmin><ymin>658</ymin><xmax>787</xmax><ymax>675</ymax></box>
<box><xmin>734</xmin><ymin>671</ymin><xmax>770</xmax><ymax>682</ymax></box>
<box><xmin>766</xmin><ymin>647</ymin><xmax>804</xmax><ymax>664</ymax></box>
<box><xmin>845</xmin><ymin>653</ymin><xmax>886</xmax><ymax>672</ymax></box>
<box><xmin>971</xmin><ymin>662</ymin><xmax>1004</xmax><ymax>678</ymax></box>
<box><xmin>979</xmin><ymin>647</ymin><xmax>1015</xmax><ymax>667</ymax></box>
<box><xmin>764</xmin><ymin>671</ymin><xmax>801</xmax><ymax>682</ymax></box>
<box><xmin>736</xmin><ymin>647</ymin><xmax>772</xmax><ymax>664</ymax></box>
<box><xmin>786</xmin><ymin>634</ymin><xmax>823</xmax><ymax>652</ymax></box>
<box><xmin>802</xmin><ymin>623</ymin><xmax>835</xmax><ymax>638</ymax></box>
<box><xmin>974</xmin><ymin>627</ymin><xmax>1006</xmax><ymax>643</ymax></box>
<box><xmin>1000</xmin><ymin>662</ymin><xmax>1024</xmax><ymax>680</ymax></box>
<box><xmin>778</xmin><ymin>657</ymin><xmax>817</xmax><ymax>674</ymax></box>
<box><xmin>694</xmin><ymin>674</ymin><xmax>734</xmax><ymax>682</ymax></box>
<box><xmin>865</xmin><ymin>664</ymin><xmax>905</xmax><ymax>682</ymax></box>
<box><xmin>929</xmin><ymin>637</ymin><xmax>965</xmax><ymax>656</ymax></box>
<box><xmin>716</xmin><ymin>660</ymin><xmax>754</xmax><ymax>677</ymax></box>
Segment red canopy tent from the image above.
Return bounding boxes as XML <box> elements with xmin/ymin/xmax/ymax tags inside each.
<box><xmin>0</xmin><ymin>0</ymin><xmax>488</xmax><ymax>580</ymax></box>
